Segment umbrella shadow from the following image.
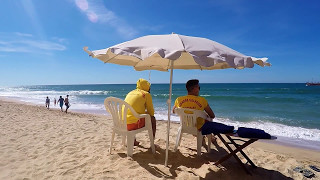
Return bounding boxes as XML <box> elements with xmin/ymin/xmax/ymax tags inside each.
<box><xmin>117</xmin><ymin>139</ymin><xmax>294</xmax><ymax>179</ymax></box>
<box><xmin>201</xmin><ymin>140</ymin><xmax>294</xmax><ymax>180</ymax></box>
<box><xmin>201</xmin><ymin>167</ymin><xmax>293</xmax><ymax>180</ymax></box>
<box><xmin>118</xmin><ymin>144</ymin><xmax>209</xmax><ymax>178</ymax></box>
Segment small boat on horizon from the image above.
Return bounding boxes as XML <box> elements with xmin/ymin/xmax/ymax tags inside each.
<box><xmin>306</xmin><ymin>82</ymin><xmax>320</xmax><ymax>86</ymax></box>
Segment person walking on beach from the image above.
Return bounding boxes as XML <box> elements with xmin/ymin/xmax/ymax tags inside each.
<box><xmin>124</xmin><ymin>78</ymin><xmax>157</xmax><ymax>146</ymax></box>
<box><xmin>54</xmin><ymin>98</ymin><xmax>57</xmax><ymax>106</ymax></box>
<box><xmin>45</xmin><ymin>96</ymin><xmax>50</xmax><ymax>109</ymax></box>
<box><xmin>64</xmin><ymin>95</ymin><xmax>70</xmax><ymax>113</ymax></box>
<box><xmin>172</xmin><ymin>79</ymin><xmax>233</xmax><ymax>141</ymax></box>
<box><xmin>57</xmin><ymin>96</ymin><xmax>64</xmax><ymax>112</ymax></box>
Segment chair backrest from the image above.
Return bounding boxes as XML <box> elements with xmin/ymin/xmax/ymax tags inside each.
<box><xmin>175</xmin><ymin>108</ymin><xmax>208</xmax><ymax>135</ymax></box>
<box><xmin>104</xmin><ymin>97</ymin><xmax>140</xmax><ymax>131</ymax></box>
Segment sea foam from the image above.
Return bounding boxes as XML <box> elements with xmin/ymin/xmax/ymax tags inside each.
<box><xmin>154</xmin><ymin>111</ymin><xmax>320</xmax><ymax>143</ymax></box>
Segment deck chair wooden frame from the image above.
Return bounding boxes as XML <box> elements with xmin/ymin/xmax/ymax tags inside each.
<box><xmin>104</xmin><ymin>97</ymin><xmax>155</xmax><ymax>157</ymax></box>
<box><xmin>214</xmin><ymin>134</ymin><xmax>259</xmax><ymax>175</ymax></box>
<box><xmin>174</xmin><ymin>108</ymin><xmax>212</xmax><ymax>156</ymax></box>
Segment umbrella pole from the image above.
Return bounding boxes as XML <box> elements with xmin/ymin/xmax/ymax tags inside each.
<box><xmin>165</xmin><ymin>60</ymin><xmax>174</xmax><ymax>167</ymax></box>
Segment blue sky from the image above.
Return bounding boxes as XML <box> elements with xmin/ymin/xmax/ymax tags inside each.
<box><xmin>1</xmin><ymin>0</ymin><xmax>320</xmax><ymax>86</ymax></box>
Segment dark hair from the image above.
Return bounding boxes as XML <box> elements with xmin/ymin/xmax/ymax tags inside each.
<box><xmin>186</xmin><ymin>79</ymin><xmax>199</xmax><ymax>92</ymax></box>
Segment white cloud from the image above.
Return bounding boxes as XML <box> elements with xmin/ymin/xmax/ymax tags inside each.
<box><xmin>75</xmin><ymin>0</ymin><xmax>88</xmax><ymax>11</ymax></box>
<box><xmin>15</xmin><ymin>32</ymin><xmax>33</xmax><ymax>37</ymax></box>
<box><xmin>74</xmin><ymin>0</ymin><xmax>137</xmax><ymax>38</ymax></box>
<box><xmin>0</xmin><ymin>46</ymin><xmax>32</xmax><ymax>53</ymax></box>
<box><xmin>0</xmin><ymin>32</ymin><xmax>66</xmax><ymax>53</ymax></box>
<box><xmin>51</xmin><ymin>37</ymin><xmax>68</xmax><ymax>44</ymax></box>
<box><xmin>21</xmin><ymin>0</ymin><xmax>46</xmax><ymax>40</ymax></box>
<box><xmin>87</xmin><ymin>11</ymin><xmax>98</xmax><ymax>23</ymax></box>
<box><xmin>22</xmin><ymin>40</ymin><xmax>66</xmax><ymax>51</ymax></box>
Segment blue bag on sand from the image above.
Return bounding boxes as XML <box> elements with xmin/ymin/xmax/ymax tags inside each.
<box><xmin>201</xmin><ymin>121</ymin><xmax>234</xmax><ymax>135</ymax></box>
<box><xmin>237</xmin><ymin>127</ymin><xmax>271</xmax><ymax>139</ymax></box>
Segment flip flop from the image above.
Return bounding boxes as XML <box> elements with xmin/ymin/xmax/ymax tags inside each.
<box><xmin>301</xmin><ymin>169</ymin><xmax>315</xmax><ymax>178</ymax></box>
<box><xmin>293</xmin><ymin>167</ymin><xmax>315</xmax><ymax>178</ymax></box>
<box><xmin>310</xmin><ymin>165</ymin><xmax>320</xmax><ymax>172</ymax></box>
<box><xmin>293</xmin><ymin>167</ymin><xmax>303</xmax><ymax>173</ymax></box>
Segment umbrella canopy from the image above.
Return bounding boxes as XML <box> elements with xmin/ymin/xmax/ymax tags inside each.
<box><xmin>84</xmin><ymin>33</ymin><xmax>270</xmax><ymax>166</ymax></box>
<box><xmin>84</xmin><ymin>34</ymin><xmax>270</xmax><ymax>71</ymax></box>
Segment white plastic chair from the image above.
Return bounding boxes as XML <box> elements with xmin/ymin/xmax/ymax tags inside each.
<box><xmin>174</xmin><ymin>108</ymin><xmax>212</xmax><ymax>156</ymax></box>
<box><xmin>104</xmin><ymin>97</ymin><xmax>155</xmax><ymax>157</ymax></box>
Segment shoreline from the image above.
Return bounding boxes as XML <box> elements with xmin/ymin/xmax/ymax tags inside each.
<box><xmin>1</xmin><ymin>98</ymin><xmax>320</xmax><ymax>179</ymax></box>
<box><xmin>2</xmin><ymin>96</ymin><xmax>320</xmax><ymax>152</ymax></box>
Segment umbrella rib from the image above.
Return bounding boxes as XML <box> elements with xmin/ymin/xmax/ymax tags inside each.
<box><xmin>176</xmin><ymin>34</ymin><xmax>186</xmax><ymax>50</ymax></box>
<box><xmin>103</xmin><ymin>53</ymin><xmax>142</xmax><ymax>67</ymax></box>
<box><xmin>103</xmin><ymin>53</ymin><xmax>120</xmax><ymax>63</ymax></box>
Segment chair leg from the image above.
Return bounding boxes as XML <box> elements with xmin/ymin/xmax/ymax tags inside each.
<box><xmin>226</xmin><ymin>136</ymin><xmax>257</xmax><ymax>168</ymax></box>
<box><xmin>122</xmin><ymin>135</ymin><xmax>126</xmax><ymax>148</ymax></box>
<box><xmin>174</xmin><ymin>126</ymin><xmax>182</xmax><ymax>151</ymax></box>
<box><xmin>127</xmin><ymin>135</ymin><xmax>134</xmax><ymax>157</ymax></box>
<box><xmin>206</xmin><ymin>134</ymin><xmax>212</xmax><ymax>153</ymax></box>
<box><xmin>215</xmin><ymin>134</ymin><xmax>255</xmax><ymax>175</ymax></box>
<box><xmin>110</xmin><ymin>131</ymin><xmax>115</xmax><ymax>154</ymax></box>
<box><xmin>197</xmin><ymin>134</ymin><xmax>203</xmax><ymax>156</ymax></box>
<box><xmin>148</xmin><ymin>129</ymin><xmax>155</xmax><ymax>154</ymax></box>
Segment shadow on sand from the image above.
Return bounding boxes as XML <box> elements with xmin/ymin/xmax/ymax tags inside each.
<box><xmin>117</xmin><ymin>140</ymin><xmax>293</xmax><ymax>180</ymax></box>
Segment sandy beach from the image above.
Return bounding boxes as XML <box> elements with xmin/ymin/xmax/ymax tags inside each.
<box><xmin>0</xmin><ymin>99</ymin><xmax>319</xmax><ymax>180</ymax></box>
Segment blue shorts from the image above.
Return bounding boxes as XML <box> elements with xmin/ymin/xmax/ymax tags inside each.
<box><xmin>201</xmin><ymin>121</ymin><xmax>234</xmax><ymax>135</ymax></box>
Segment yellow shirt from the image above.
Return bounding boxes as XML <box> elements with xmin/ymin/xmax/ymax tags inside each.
<box><xmin>124</xmin><ymin>89</ymin><xmax>154</xmax><ymax>124</ymax></box>
<box><xmin>174</xmin><ymin>95</ymin><xmax>208</xmax><ymax>129</ymax></box>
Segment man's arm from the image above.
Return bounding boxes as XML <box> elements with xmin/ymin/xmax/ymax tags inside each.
<box><xmin>204</xmin><ymin>104</ymin><xmax>215</xmax><ymax>119</ymax></box>
<box><xmin>172</xmin><ymin>98</ymin><xmax>179</xmax><ymax>113</ymax></box>
<box><xmin>145</xmin><ymin>93</ymin><xmax>155</xmax><ymax>116</ymax></box>
<box><xmin>172</xmin><ymin>105</ymin><xmax>177</xmax><ymax>113</ymax></box>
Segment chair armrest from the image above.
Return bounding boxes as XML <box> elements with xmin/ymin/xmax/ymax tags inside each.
<box><xmin>138</xmin><ymin>114</ymin><xmax>152</xmax><ymax>127</ymax></box>
<box><xmin>206</xmin><ymin>117</ymin><xmax>213</xmax><ymax>122</ymax></box>
<box><xmin>138</xmin><ymin>114</ymin><xmax>151</xmax><ymax>119</ymax></box>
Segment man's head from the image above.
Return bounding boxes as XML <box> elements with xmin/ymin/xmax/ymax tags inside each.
<box><xmin>186</xmin><ymin>79</ymin><xmax>200</xmax><ymax>96</ymax></box>
<box><xmin>136</xmin><ymin>78</ymin><xmax>151</xmax><ymax>92</ymax></box>
<box><xmin>67</xmin><ymin>95</ymin><xmax>69</xmax><ymax>97</ymax></box>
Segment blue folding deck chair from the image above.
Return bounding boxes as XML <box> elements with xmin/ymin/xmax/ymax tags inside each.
<box><xmin>214</xmin><ymin>128</ymin><xmax>277</xmax><ymax>175</ymax></box>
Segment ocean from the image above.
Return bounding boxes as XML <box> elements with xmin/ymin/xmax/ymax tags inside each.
<box><xmin>1</xmin><ymin>83</ymin><xmax>320</xmax><ymax>150</ymax></box>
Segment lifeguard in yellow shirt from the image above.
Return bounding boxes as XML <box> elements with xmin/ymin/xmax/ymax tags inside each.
<box><xmin>173</xmin><ymin>79</ymin><xmax>215</xmax><ymax>129</ymax></box>
<box><xmin>124</xmin><ymin>78</ymin><xmax>156</xmax><ymax>146</ymax></box>
<box><xmin>173</xmin><ymin>79</ymin><xmax>234</xmax><ymax>137</ymax></box>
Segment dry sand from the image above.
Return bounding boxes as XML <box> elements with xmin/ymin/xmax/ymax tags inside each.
<box><xmin>0</xmin><ymin>99</ymin><xmax>319</xmax><ymax>179</ymax></box>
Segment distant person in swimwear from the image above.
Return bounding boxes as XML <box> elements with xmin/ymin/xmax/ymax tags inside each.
<box><xmin>54</xmin><ymin>98</ymin><xmax>57</xmax><ymax>106</ymax></box>
<box><xmin>64</xmin><ymin>95</ymin><xmax>70</xmax><ymax>113</ymax></box>
<box><xmin>45</xmin><ymin>96</ymin><xmax>50</xmax><ymax>109</ymax></box>
<box><xmin>57</xmin><ymin>96</ymin><xmax>64</xmax><ymax>112</ymax></box>
<box><xmin>124</xmin><ymin>78</ymin><xmax>156</xmax><ymax>146</ymax></box>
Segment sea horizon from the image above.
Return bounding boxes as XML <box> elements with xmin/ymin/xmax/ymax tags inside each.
<box><xmin>1</xmin><ymin>82</ymin><xmax>314</xmax><ymax>87</ymax></box>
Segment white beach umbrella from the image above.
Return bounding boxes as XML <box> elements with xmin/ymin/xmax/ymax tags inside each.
<box><xmin>83</xmin><ymin>33</ymin><xmax>270</xmax><ymax>166</ymax></box>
